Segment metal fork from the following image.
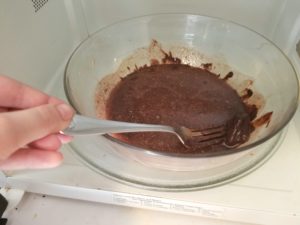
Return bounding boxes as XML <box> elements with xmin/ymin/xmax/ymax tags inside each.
<box><xmin>63</xmin><ymin>114</ymin><xmax>225</xmax><ymax>146</ymax></box>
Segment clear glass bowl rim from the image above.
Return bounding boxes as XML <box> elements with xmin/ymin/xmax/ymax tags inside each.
<box><xmin>64</xmin><ymin>13</ymin><xmax>300</xmax><ymax>159</ymax></box>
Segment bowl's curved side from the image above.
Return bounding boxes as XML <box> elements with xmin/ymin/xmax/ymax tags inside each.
<box><xmin>64</xmin><ymin>13</ymin><xmax>299</xmax><ymax>158</ymax></box>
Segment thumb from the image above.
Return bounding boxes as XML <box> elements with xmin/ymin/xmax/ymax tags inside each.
<box><xmin>0</xmin><ymin>103</ymin><xmax>74</xmax><ymax>160</ymax></box>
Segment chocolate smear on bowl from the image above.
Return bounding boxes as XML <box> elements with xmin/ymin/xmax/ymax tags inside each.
<box><xmin>202</xmin><ymin>63</ymin><xmax>213</xmax><ymax>71</ymax></box>
<box><xmin>223</xmin><ymin>71</ymin><xmax>234</xmax><ymax>81</ymax></box>
<box><xmin>252</xmin><ymin>112</ymin><xmax>273</xmax><ymax>128</ymax></box>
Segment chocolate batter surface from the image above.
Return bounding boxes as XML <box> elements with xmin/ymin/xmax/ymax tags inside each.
<box><xmin>105</xmin><ymin>64</ymin><xmax>256</xmax><ymax>154</ymax></box>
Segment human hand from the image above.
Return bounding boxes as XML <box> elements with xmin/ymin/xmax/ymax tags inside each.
<box><xmin>0</xmin><ymin>75</ymin><xmax>74</xmax><ymax>170</ymax></box>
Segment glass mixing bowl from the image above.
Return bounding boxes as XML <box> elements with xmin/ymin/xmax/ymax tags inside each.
<box><xmin>64</xmin><ymin>14</ymin><xmax>299</xmax><ymax>190</ymax></box>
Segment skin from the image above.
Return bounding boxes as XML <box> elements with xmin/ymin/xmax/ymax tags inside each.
<box><xmin>0</xmin><ymin>75</ymin><xmax>74</xmax><ymax>170</ymax></box>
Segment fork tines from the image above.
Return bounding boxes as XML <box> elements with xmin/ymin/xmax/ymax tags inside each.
<box><xmin>188</xmin><ymin>126</ymin><xmax>226</xmax><ymax>143</ymax></box>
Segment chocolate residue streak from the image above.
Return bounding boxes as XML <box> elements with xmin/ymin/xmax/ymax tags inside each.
<box><xmin>253</xmin><ymin>112</ymin><xmax>273</xmax><ymax>128</ymax></box>
<box><xmin>162</xmin><ymin>51</ymin><xmax>181</xmax><ymax>64</ymax></box>
<box><xmin>202</xmin><ymin>63</ymin><xmax>213</xmax><ymax>71</ymax></box>
<box><xmin>246</xmin><ymin>80</ymin><xmax>254</xmax><ymax>88</ymax></box>
<box><xmin>223</xmin><ymin>71</ymin><xmax>234</xmax><ymax>81</ymax></box>
<box><xmin>151</xmin><ymin>39</ymin><xmax>160</xmax><ymax>46</ymax></box>
<box><xmin>150</xmin><ymin>39</ymin><xmax>181</xmax><ymax>64</ymax></box>
<box><xmin>241</xmin><ymin>88</ymin><xmax>254</xmax><ymax>100</ymax></box>
<box><xmin>151</xmin><ymin>59</ymin><xmax>160</xmax><ymax>65</ymax></box>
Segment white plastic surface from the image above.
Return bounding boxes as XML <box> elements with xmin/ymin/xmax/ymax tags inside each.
<box><xmin>4</xmin><ymin>193</ymin><xmax>254</xmax><ymax>225</ymax></box>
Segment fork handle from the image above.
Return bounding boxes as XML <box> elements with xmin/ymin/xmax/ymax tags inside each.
<box><xmin>63</xmin><ymin>114</ymin><xmax>175</xmax><ymax>136</ymax></box>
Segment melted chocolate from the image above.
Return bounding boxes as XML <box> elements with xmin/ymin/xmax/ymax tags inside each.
<box><xmin>241</xmin><ymin>88</ymin><xmax>254</xmax><ymax>100</ymax></box>
<box><xmin>223</xmin><ymin>71</ymin><xmax>234</xmax><ymax>81</ymax></box>
<box><xmin>202</xmin><ymin>63</ymin><xmax>213</xmax><ymax>71</ymax></box>
<box><xmin>253</xmin><ymin>112</ymin><xmax>273</xmax><ymax>128</ymax></box>
<box><xmin>105</xmin><ymin>64</ymin><xmax>257</xmax><ymax>154</ymax></box>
